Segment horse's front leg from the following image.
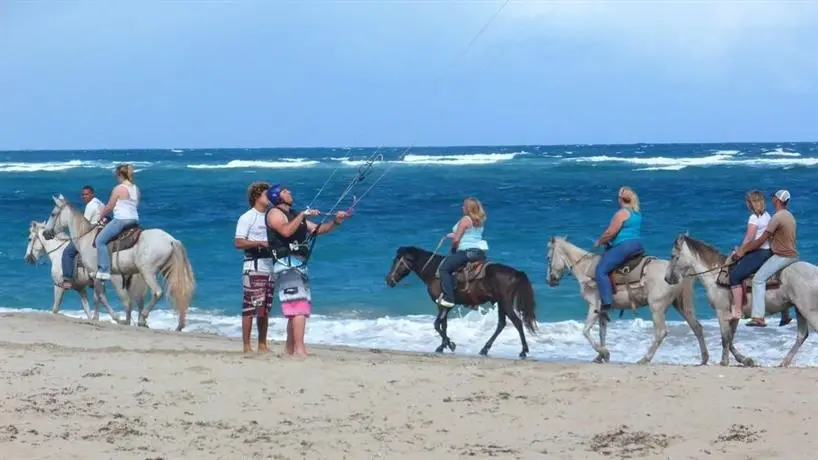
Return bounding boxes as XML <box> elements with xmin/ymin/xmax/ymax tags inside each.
<box><xmin>433</xmin><ymin>306</ymin><xmax>456</xmax><ymax>353</ymax></box>
<box><xmin>636</xmin><ymin>301</ymin><xmax>667</xmax><ymax>364</ymax></box>
<box><xmin>111</xmin><ymin>277</ymin><xmax>132</xmax><ymax>325</ymax></box>
<box><xmin>723</xmin><ymin>310</ymin><xmax>755</xmax><ymax>367</ymax></box>
<box><xmin>51</xmin><ymin>285</ymin><xmax>67</xmax><ymax>315</ymax></box>
<box><xmin>93</xmin><ymin>280</ymin><xmax>122</xmax><ymax>324</ymax></box>
<box><xmin>76</xmin><ymin>287</ymin><xmax>93</xmax><ymax>320</ymax></box>
<box><xmin>582</xmin><ymin>303</ymin><xmax>609</xmax><ymax>363</ymax></box>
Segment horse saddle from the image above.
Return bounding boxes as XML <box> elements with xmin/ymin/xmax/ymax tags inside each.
<box><xmin>91</xmin><ymin>224</ymin><xmax>142</xmax><ymax>253</ymax></box>
<box><xmin>608</xmin><ymin>250</ymin><xmax>655</xmax><ymax>287</ymax></box>
<box><xmin>716</xmin><ymin>265</ymin><xmax>782</xmax><ymax>290</ymax></box>
<box><xmin>435</xmin><ymin>260</ymin><xmax>491</xmax><ymax>284</ymax></box>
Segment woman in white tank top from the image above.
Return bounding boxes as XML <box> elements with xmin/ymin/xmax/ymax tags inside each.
<box><xmin>94</xmin><ymin>164</ymin><xmax>140</xmax><ymax>280</ymax></box>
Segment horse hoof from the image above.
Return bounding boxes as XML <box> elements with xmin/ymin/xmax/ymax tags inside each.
<box><xmin>519</xmin><ymin>351</ymin><xmax>527</xmax><ymax>359</ymax></box>
<box><xmin>742</xmin><ymin>358</ymin><xmax>756</xmax><ymax>368</ymax></box>
<box><xmin>435</xmin><ymin>346</ymin><xmax>445</xmax><ymax>353</ymax></box>
<box><xmin>447</xmin><ymin>341</ymin><xmax>456</xmax><ymax>352</ymax></box>
<box><xmin>720</xmin><ymin>360</ymin><xmax>730</xmax><ymax>367</ymax></box>
<box><xmin>479</xmin><ymin>348</ymin><xmax>488</xmax><ymax>356</ymax></box>
<box><xmin>92</xmin><ymin>315</ymin><xmax>100</xmax><ymax>322</ymax></box>
<box><xmin>636</xmin><ymin>358</ymin><xmax>649</xmax><ymax>365</ymax></box>
<box><xmin>175</xmin><ymin>325</ymin><xmax>184</xmax><ymax>332</ymax></box>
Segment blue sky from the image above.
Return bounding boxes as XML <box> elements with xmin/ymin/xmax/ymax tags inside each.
<box><xmin>1</xmin><ymin>1</ymin><xmax>817</xmax><ymax>150</ymax></box>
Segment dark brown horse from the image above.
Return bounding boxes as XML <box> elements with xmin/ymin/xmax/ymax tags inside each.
<box><xmin>385</xmin><ymin>246</ymin><xmax>538</xmax><ymax>358</ymax></box>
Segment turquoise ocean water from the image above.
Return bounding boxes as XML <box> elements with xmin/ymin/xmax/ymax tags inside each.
<box><xmin>2</xmin><ymin>143</ymin><xmax>817</xmax><ymax>365</ymax></box>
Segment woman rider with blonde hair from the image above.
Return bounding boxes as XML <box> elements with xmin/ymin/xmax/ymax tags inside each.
<box><xmin>95</xmin><ymin>163</ymin><xmax>140</xmax><ymax>281</ymax></box>
<box><xmin>436</xmin><ymin>197</ymin><xmax>489</xmax><ymax>308</ymax></box>
<box><xmin>592</xmin><ymin>186</ymin><xmax>643</xmax><ymax>311</ymax></box>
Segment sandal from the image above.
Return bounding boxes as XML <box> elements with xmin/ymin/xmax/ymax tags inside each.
<box><xmin>746</xmin><ymin>318</ymin><xmax>767</xmax><ymax>328</ymax></box>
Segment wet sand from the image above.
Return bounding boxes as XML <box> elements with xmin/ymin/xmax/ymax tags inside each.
<box><xmin>0</xmin><ymin>311</ymin><xmax>815</xmax><ymax>459</ymax></box>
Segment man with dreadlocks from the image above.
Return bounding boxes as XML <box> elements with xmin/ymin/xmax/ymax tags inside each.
<box><xmin>264</xmin><ymin>183</ymin><xmax>349</xmax><ymax>357</ymax></box>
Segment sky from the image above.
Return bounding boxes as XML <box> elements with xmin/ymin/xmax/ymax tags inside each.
<box><xmin>1</xmin><ymin>0</ymin><xmax>817</xmax><ymax>150</ymax></box>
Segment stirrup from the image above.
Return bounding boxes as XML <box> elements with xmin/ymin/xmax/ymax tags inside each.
<box><xmin>436</xmin><ymin>295</ymin><xmax>455</xmax><ymax>308</ymax></box>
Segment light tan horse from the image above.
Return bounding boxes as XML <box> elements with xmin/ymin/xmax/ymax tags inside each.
<box><xmin>664</xmin><ymin>233</ymin><xmax>818</xmax><ymax>367</ymax></box>
<box><xmin>42</xmin><ymin>194</ymin><xmax>195</xmax><ymax>331</ymax></box>
<box><xmin>24</xmin><ymin>221</ymin><xmax>149</xmax><ymax>324</ymax></box>
<box><xmin>546</xmin><ymin>236</ymin><xmax>708</xmax><ymax>365</ymax></box>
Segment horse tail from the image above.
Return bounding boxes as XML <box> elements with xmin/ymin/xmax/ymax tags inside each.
<box><xmin>512</xmin><ymin>269</ymin><xmax>538</xmax><ymax>334</ymax></box>
<box><xmin>161</xmin><ymin>239</ymin><xmax>196</xmax><ymax>330</ymax></box>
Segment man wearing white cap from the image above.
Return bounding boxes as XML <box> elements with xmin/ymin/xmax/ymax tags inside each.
<box><xmin>735</xmin><ymin>189</ymin><xmax>798</xmax><ymax>327</ymax></box>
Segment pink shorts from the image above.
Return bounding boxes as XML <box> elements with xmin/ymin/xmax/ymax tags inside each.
<box><xmin>281</xmin><ymin>299</ymin><xmax>311</xmax><ymax>318</ymax></box>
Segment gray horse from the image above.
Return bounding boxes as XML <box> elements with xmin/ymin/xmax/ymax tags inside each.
<box><xmin>546</xmin><ymin>236</ymin><xmax>708</xmax><ymax>365</ymax></box>
<box><xmin>664</xmin><ymin>233</ymin><xmax>818</xmax><ymax>367</ymax></box>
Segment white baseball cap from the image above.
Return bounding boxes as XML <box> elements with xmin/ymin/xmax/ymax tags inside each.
<box><xmin>772</xmin><ymin>189</ymin><xmax>791</xmax><ymax>202</ymax></box>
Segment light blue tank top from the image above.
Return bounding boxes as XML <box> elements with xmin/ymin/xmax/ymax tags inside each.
<box><xmin>454</xmin><ymin>220</ymin><xmax>487</xmax><ymax>251</ymax></box>
<box><xmin>612</xmin><ymin>208</ymin><xmax>642</xmax><ymax>246</ymax></box>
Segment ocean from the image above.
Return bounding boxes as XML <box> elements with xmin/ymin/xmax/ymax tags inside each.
<box><xmin>3</xmin><ymin>143</ymin><xmax>818</xmax><ymax>366</ymax></box>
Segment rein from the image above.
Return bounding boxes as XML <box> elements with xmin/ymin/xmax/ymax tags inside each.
<box><xmin>681</xmin><ymin>258</ymin><xmax>735</xmax><ymax>278</ymax></box>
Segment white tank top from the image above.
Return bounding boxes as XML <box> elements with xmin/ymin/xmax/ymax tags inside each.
<box><xmin>113</xmin><ymin>184</ymin><xmax>140</xmax><ymax>220</ymax></box>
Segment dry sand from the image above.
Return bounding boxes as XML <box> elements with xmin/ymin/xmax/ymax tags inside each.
<box><xmin>0</xmin><ymin>311</ymin><xmax>816</xmax><ymax>460</ymax></box>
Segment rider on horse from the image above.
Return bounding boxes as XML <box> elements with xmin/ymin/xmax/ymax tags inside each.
<box><xmin>436</xmin><ymin>197</ymin><xmax>488</xmax><ymax>308</ymax></box>
<box><xmin>592</xmin><ymin>186</ymin><xmax>644</xmax><ymax>311</ymax></box>
<box><xmin>60</xmin><ymin>185</ymin><xmax>104</xmax><ymax>289</ymax></box>
<box><xmin>95</xmin><ymin>164</ymin><xmax>140</xmax><ymax>281</ymax></box>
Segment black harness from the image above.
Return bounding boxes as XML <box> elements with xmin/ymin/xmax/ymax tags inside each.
<box><xmin>265</xmin><ymin>206</ymin><xmax>311</xmax><ymax>267</ymax></box>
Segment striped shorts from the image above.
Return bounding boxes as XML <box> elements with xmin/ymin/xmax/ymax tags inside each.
<box><xmin>242</xmin><ymin>271</ymin><xmax>275</xmax><ymax>317</ymax></box>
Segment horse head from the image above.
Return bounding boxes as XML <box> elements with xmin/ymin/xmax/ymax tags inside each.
<box><xmin>24</xmin><ymin>220</ymin><xmax>45</xmax><ymax>264</ymax></box>
<box><xmin>664</xmin><ymin>233</ymin><xmax>692</xmax><ymax>285</ymax></box>
<box><xmin>42</xmin><ymin>194</ymin><xmax>74</xmax><ymax>240</ymax></box>
<box><xmin>386</xmin><ymin>246</ymin><xmax>414</xmax><ymax>287</ymax></box>
<box><xmin>546</xmin><ymin>235</ymin><xmax>571</xmax><ymax>287</ymax></box>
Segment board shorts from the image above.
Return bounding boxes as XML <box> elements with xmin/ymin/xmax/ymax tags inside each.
<box><xmin>275</xmin><ymin>267</ymin><xmax>312</xmax><ymax>318</ymax></box>
<box><xmin>242</xmin><ymin>270</ymin><xmax>274</xmax><ymax>318</ymax></box>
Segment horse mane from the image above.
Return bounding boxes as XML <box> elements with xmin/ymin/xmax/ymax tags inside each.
<box><xmin>681</xmin><ymin>234</ymin><xmax>726</xmax><ymax>267</ymax></box>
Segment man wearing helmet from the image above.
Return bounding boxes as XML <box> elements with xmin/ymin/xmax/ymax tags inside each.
<box><xmin>264</xmin><ymin>183</ymin><xmax>349</xmax><ymax>357</ymax></box>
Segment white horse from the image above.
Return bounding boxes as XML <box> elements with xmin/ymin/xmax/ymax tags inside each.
<box><xmin>24</xmin><ymin>220</ymin><xmax>150</xmax><ymax>324</ymax></box>
<box><xmin>42</xmin><ymin>194</ymin><xmax>196</xmax><ymax>331</ymax></box>
<box><xmin>664</xmin><ymin>233</ymin><xmax>818</xmax><ymax>367</ymax></box>
<box><xmin>546</xmin><ymin>236</ymin><xmax>709</xmax><ymax>365</ymax></box>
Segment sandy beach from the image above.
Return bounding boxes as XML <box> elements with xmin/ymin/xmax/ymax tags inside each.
<box><xmin>0</xmin><ymin>312</ymin><xmax>816</xmax><ymax>460</ymax></box>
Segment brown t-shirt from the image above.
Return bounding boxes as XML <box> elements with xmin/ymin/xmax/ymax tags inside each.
<box><xmin>766</xmin><ymin>209</ymin><xmax>798</xmax><ymax>258</ymax></box>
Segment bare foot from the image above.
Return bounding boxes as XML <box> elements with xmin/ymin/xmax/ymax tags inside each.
<box><xmin>257</xmin><ymin>341</ymin><xmax>268</xmax><ymax>353</ymax></box>
<box><xmin>243</xmin><ymin>342</ymin><xmax>253</xmax><ymax>353</ymax></box>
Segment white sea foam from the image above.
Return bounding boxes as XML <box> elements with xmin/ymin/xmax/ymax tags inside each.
<box><xmin>762</xmin><ymin>147</ymin><xmax>801</xmax><ymax>157</ymax></box>
<box><xmin>570</xmin><ymin>149</ymin><xmax>818</xmax><ymax>171</ymax></box>
<box><xmin>402</xmin><ymin>152</ymin><xmax>521</xmax><ymax>165</ymax></box>
<box><xmin>4</xmin><ymin>306</ymin><xmax>813</xmax><ymax>367</ymax></box>
<box><xmin>186</xmin><ymin>159</ymin><xmax>319</xmax><ymax>169</ymax></box>
<box><xmin>0</xmin><ymin>160</ymin><xmax>154</xmax><ymax>173</ymax></box>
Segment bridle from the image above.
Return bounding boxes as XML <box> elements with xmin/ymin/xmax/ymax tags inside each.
<box><xmin>547</xmin><ymin>242</ymin><xmax>596</xmax><ymax>283</ymax></box>
<box><xmin>388</xmin><ymin>256</ymin><xmax>411</xmax><ymax>285</ymax></box>
<box><xmin>43</xmin><ymin>201</ymin><xmax>99</xmax><ymax>242</ymax></box>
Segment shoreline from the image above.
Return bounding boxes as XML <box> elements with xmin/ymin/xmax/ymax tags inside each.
<box><xmin>2</xmin><ymin>311</ymin><xmax>818</xmax><ymax>459</ymax></box>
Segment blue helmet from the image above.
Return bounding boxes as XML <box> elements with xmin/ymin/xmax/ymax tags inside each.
<box><xmin>266</xmin><ymin>183</ymin><xmax>283</xmax><ymax>205</ymax></box>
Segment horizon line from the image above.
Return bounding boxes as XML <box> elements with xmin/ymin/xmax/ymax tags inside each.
<box><xmin>1</xmin><ymin>139</ymin><xmax>815</xmax><ymax>153</ymax></box>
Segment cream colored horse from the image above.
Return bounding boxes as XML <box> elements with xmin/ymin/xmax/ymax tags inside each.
<box><xmin>42</xmin><ymin>194</ymin><xmax>195</xmax><ymax>331</ymax></box>
<box><xmin>546</xmin><ymin>236</ymin><xmax>708</xmax><ymax>365</ymax></box>
<box><xmin>25</xmin><ymin>221</ymin><xmax>149</xmax><ymax>324</ymax></box>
